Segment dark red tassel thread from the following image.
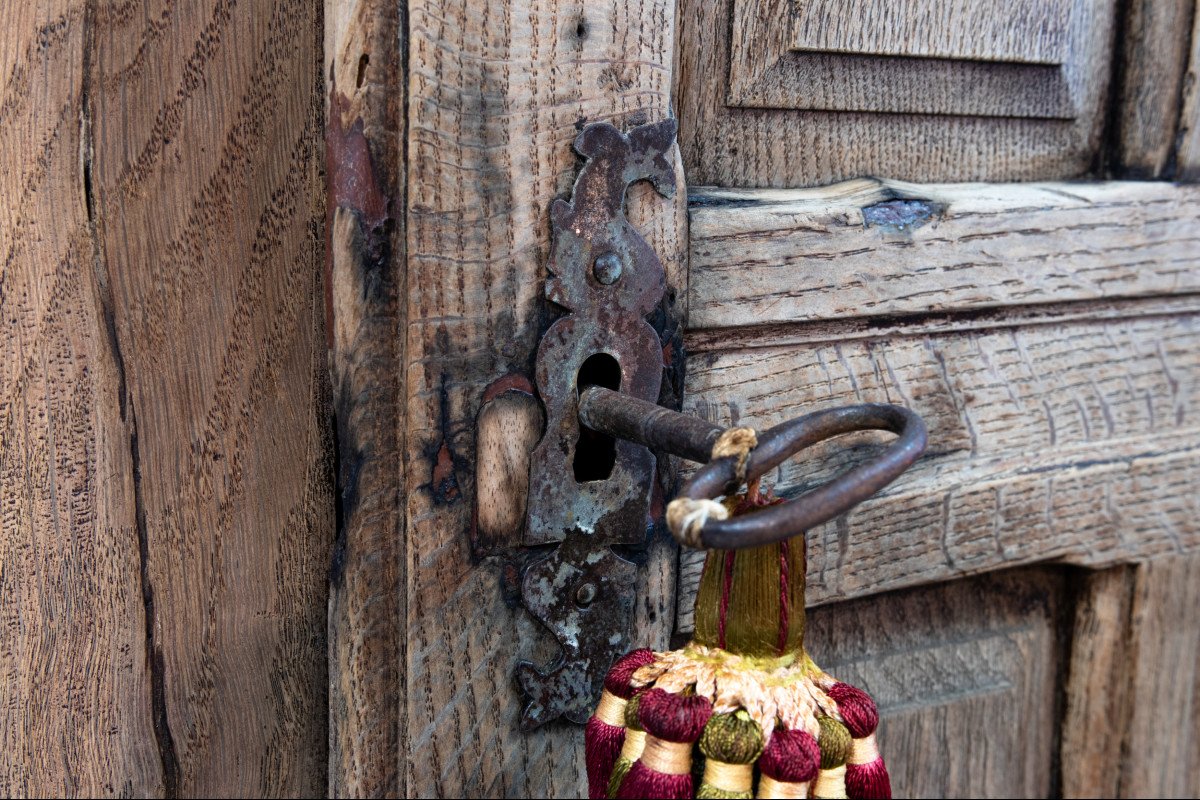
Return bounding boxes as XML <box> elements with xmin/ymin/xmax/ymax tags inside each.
<box><xmin>759</xmin><ymin>727</ymin><xmax>820</xmax><ymax>784</ymax></box>
<box><xmin>586</xmin><ymin>649</ymin><xmax>657</xmax><ymax>799</ymax></box>
<box><xmin>828</xmin><ymin>683</ymin><xmax>891</xmax><ymax>800</ymax></box>
<box><xmin>617</xmin><ymin>688</ymin><xmax>712</xmax><ymax>799</ymax></box>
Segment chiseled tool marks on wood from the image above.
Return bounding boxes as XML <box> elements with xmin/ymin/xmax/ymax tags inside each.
<box><xmin>806</xmin><ymin>568</ymin><xmax>1064</xmax><ymax>798</ymax></box>
<box><xmin>404</xmin><ymin>0</ymin><xmax>682</xmax><ymax>793</ymax></box>
<box><xmin>325</xmin><ymin>0</ymin><xmax>406</xmax><ymax>794</ymax></box>
<box><xmin>0</xmin><ymin>2</ymin><xmax>163</xmax><ymax>796</ymax></box>
<box><xmin>678</xmin><ymin>311</ymin><xmax>1200</xmax><ymax>630</ymax></box>
<box><xmin>688</xmin><ymin>180</ymin><xmax>1200</xmax><ymax>331</ymax></box>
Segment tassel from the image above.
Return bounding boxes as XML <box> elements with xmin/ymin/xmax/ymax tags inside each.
<box><xmin>584</xmin><ymin>481</ymin><xmax>907</xmax><ymax>799</ymax></box>
<box><xmin>827</xmin><ymin>684</ymin><xmax>890</xmax><ymax>800</ymax></box>
<box><xmin>608</xmin><ymin>693</ymin><xmax>647</xmax><ymax>798</ymax></box>
<box><xmin>756</xmin><ymin>727</ymin><xmax>819</xmax><ymax>799</ymax></box>
<box><xmin>697</xmin><ymin>710</ymin><xmax>763</xmax><ymax>798</ymax></box>
<box><xmin>813</xmin><ymin>716</ymin><xmax>851</xmax><ymax>799</ymax></box>
<box><xmin>587</xmin><ymin>649</ymin><xmax>658</xmax><ymax>799</ymax></box>
<box><xmin>617</xmin><ymin>688</ymin><xmax>712</xmax><ymax>799</ymax></box>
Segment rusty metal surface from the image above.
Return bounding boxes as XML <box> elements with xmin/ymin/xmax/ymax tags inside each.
<box><xmin>579</xmin><ymin>388</ymin><xmax>928</xmax><ymax>550</ymax></box>
<box><xmin>517</xmin><ymin>119</ymin><xmax>678</xmax><ymax>728</ymax></box>
<box><xmin>523</xmin><ymin>118</ymin><xmax>677</xmax><ymax>547</ymax></box>
<box><xmin>680</xmin><ymin>404</ymin><xmax>926</xmax><ymax>549</ymax></box>
<box><xmin>514</xmin><ymin>530</ymin><xmax>637</xmax><ymax>729</ymax></box>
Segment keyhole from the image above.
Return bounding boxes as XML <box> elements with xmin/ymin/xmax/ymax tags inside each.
<box><xmin>574</xmin><ymin>353</ymin><xmax>621</xmax><ymax>482</ymax></box>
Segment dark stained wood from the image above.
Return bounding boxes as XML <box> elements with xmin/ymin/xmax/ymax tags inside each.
<box><xmin>1121</xmin><ymin>553</ymin><xmax>1200</xmax><ymax>798</ymax></box>
<box><xmin>1</xmin><ymin>0</ymin><xmax>331</xmax><ymax>796</ymax></box>
<box><xmin>1061</xmin><ymin>566</ymin><xmax>1137</xmax><ymax>799</ymax></box>
<box><xmin>1179</xmin><ymin>3</ymin><xmax>1200</xmax><ymax>181</ymax></box>
<box><xmin>325</xmin><ymin>0</ymin><xmax>406</xmax><ymax>795</ymax></box>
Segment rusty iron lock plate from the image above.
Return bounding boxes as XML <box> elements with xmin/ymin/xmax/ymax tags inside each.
<box><xmin>513</xmin><ymin>117</ymin><xmax>679</xmax><ymax>729</ymax></box>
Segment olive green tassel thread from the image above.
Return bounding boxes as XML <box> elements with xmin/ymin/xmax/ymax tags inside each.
<box><xmin>606</xmin><ymin>693</ymin><xmax>645</xmax><ymax>798</ymax></box>
<box><xmin>814</xmin><ymin>716</ymin><xmax>851</xmax><ymax>799</ymax></box>
<box><xmin>696</xmin><ymin>710</ymin><xmax>763</xmax><ymax>799</ymax></box>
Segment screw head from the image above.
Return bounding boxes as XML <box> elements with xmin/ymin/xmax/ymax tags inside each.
<box><xmin>575</xmin><ymin>581</ymin><xmax>598</xmax><ymax>607</ymax></box>
<box><xmin>593</xmin><ymin>252</ymin><xmax>622</xmax><ymax>285</ymax></box>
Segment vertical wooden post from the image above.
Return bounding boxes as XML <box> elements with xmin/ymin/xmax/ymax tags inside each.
<box><xmin>2</xmin><ymin>1</ymin><xmax>331</xmax><ymax>795</ymax></box>
<box><xmin>325</xmin><ymin>0</ymin><xmax>406</xmax><ymax>796</ymax></box>
<box><xmin>399</xmin><ymin>0</ymin><xmax>684</xmax><ymax>794</ymax></box>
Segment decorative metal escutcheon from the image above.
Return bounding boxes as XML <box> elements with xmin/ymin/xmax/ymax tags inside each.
<box><xmin>506</xmin><ymin>118</ymin><xmax>928</xmax><ymax>730</ymax></box>
<box><xmin>515</xmin><ymin>118</ymin><xmax>678</xmax><ymax>729</ymax></box>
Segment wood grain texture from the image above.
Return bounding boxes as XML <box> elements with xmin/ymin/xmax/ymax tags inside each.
<box><xmin>790</xmin><ymin>0</ymin><xmax>1071</xmax><ymax>63</ymax></box>
<box><xmin>1179</xmin><ymin>2</ymin><xmax>1200</xmax><ymax>181</ymax></box>
<box><xmin>688</xmin><ymin>180</ymin><xmax>1200</xmax><ymax>331</ymax></box>
<box><xmin>325</xmin><ymin>0</ymin><xmax>405</xmax><ymax>795</ymax></box>
<box><xmin>728</xmin><ymin>0</ymin><xmax>1078</xmax><ymax>120</ymax></box>
<box><xmin>473</xmin><ymin>390</ymin><xmax>544</xmax><ymax>553</ymax></box>
<box><xmin>676</xmin><ymin>0</ymin><xmax>1116</xmax><ymax>187</ymax></box>
<box><xmin>1111</xmin><ymin>0</ymin><xmax>1197</xmax><ymax>177</ymax></box>
<box><xmin>89</xmin><ymin>0</ymin><xmax>332</xmax><ymax>795</ymax></box>
<box><xmin>1061</xmin><ymin>566</ymin><xmax>1136</xmax><ymax>799</ymax></box>
<box><xmin>3</xmin><ymin>1</ymin><xmax>331</xmax><ymax>796</ymax></box>
<box><xmin>676</xmin><ymin>311</ymin><xmax>1200</xmax><ymax>632</ymax></box>
<box><xmin>404</xmin><ymin>0</ymin><xmax>685</xmax><ymax>794</ymax></box>
<box><xmin>0</xmin><ymin>2</ymin><xmax>163</xmax><ymax>795</ymax></box>
<box><xmin>1120</xmin><ymin>552</ymin><xmax>1200</xmax><ymax>798</ymax></box>
<box><xmin>806</xmin><ymin>568</ymin><xmax>1064</xmax><ymax>799</ymax></box>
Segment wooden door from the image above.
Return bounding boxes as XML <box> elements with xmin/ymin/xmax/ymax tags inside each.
<box><xmin>5</xmin><ymin>0</ymin><xmax>1200</xmax><ymax>797</ymax></box>
<box><xmin>672</xmin><ymin>1</ymin><xmax>1200</xmax><ymax>795</ymax></box>
<box><xmin>322</xmin><ymin>0</ymin><xmax>1200</xmax><ymax>796</ymax></box>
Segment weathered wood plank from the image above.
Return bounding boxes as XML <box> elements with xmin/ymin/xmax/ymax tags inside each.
<box><xmin>1061</xmin><ymin>566</ymin><xmax>1136</xmax><ymax>799</ymax></box>
<box><xmin>87</xmin><ymin>1</ymin><xmax>331</xmax><ymax>795</ymax></box>
<box><xmin>789</xmin><ymin>0</ymin><xmax>1071</xmax><ymax>64</ymax></box>
<box><xmin>325</xmin><ymin>0</ymin><xmax>406</xmax><ymax>794</ymax></box>
<box><xmin>688</xmin><ymin>180</ymin><xmax>1200</xmax><ymax>331</ymax></box>
<box><xmin>1179</xmin><ymin>2</ymin><xmax>1200</xmax><ymax>181</ymax></box>
<box><xmin>677</xmin><ymin>312</ymin><xmax>1200</xmax><ymax>631</ymax></box>
<box><xmin>1111</xmin><ymin>0</ymin><xmax>1196</xmax><ymax>177</ymax></box>
<box><xmin>0</xmin><ymin>3</ymin><xmax>163</xmax><ymax>795</ymax></box>
<box><xmin>1121</xmin><ymin>553</ymin><xmax>1200</xmax><ymax>798</ymax></box>
<box><xmin>806</xmin><ymin>568</ymin><xmax>1064</xmax><ymax>799</ymax></box>
<box><xmin>404</xmin><ymin>0</ymin><xmax>685</xmax><ymax>794</ymax></box>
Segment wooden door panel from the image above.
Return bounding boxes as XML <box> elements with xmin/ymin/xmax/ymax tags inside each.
<box><xmin>676</xmin><ymin>183</ymin><xmax>1200</xmax><ymax>629</ymax></box>
<box><xmin>677</xmin><ymin>312</ymin><xmax>1199</xmax><ymax>618</ymax></box>
<box><xmin>675</xmin><ymin>176</ymin><xmax>1200</xmax><ymax>798</ymax></box>
<box><xmin>805</xmin><ymin>568</ymin><xmax>1064</xmax><ymax>799</ymax></box>
<box><xmin>678</xmin><ymin>0</ymin><xmax>1116</xmax><ymax>186</ymax></box>
<box><xmin>2</xmin><ymin>1</ymin><xmax>329</xmax><ymax>797</ymax></box>
<box><xmin>730</xmin><ymin>0</ymin><xmax>1078</xmax><ymax>118</ymax></box>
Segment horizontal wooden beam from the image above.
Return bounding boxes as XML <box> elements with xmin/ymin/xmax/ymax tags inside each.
<box><xmin>677</xmin><ymin>310</ymin><xmax>1200</xmax><ymax>631</ymax></box>
<box><xmin>687</xmin><ymin>180</ymin><xmax>1200</xmax><ymax>331</ymax></box>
